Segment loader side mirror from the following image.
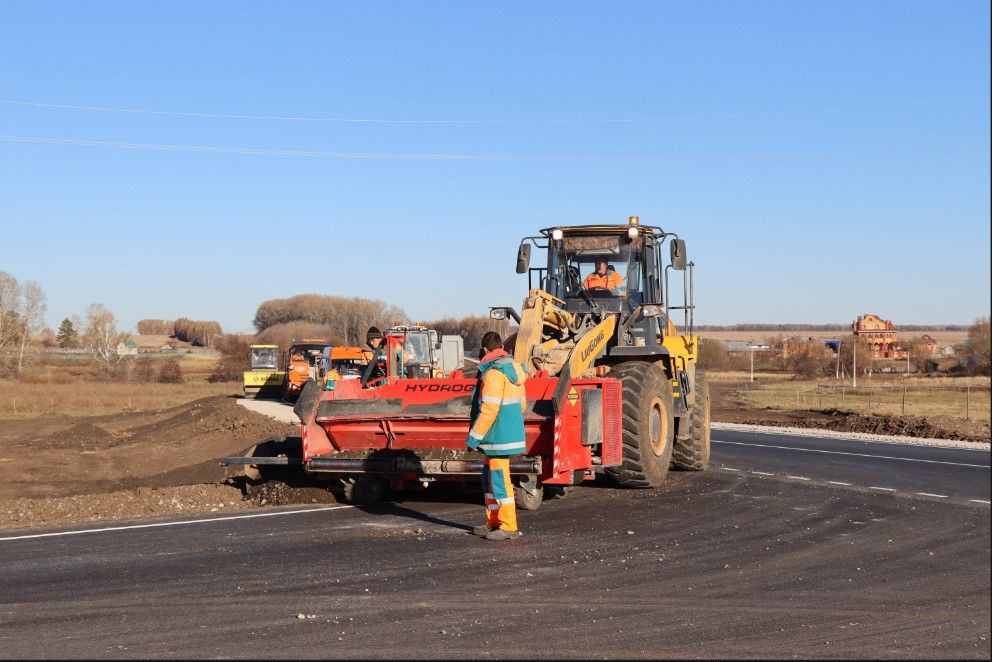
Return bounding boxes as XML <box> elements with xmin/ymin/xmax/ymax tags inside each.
<box><xmin>515</xmin><ymin>243</ymin><xmax>531</xmax><ymax>274</ymax></box>
<box><xmin>670</xmin><ymin>239</ymin><xmax>687</xmax><ymax>271</ymax></box>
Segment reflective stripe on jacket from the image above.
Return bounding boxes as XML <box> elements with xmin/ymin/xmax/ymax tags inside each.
<box><xmin>467</xmin><ymin>350</ymin><xmax>527</xmax><ymax>457</ymax></box>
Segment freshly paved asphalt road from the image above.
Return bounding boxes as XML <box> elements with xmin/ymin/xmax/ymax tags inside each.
<box><xmin>712</xmin><ymin>429</ymin><xmax>990</xmax><ymax>504</ymax></box>
<box><xmin>1</xmin><ymin>430</ymin><xmax>988</xmax><ymax>659</ymax></box>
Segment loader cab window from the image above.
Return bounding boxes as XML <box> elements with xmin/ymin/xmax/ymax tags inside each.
<box><xmin>554</xmin><ymin>234</ymin><xmax>646</xmax><ymax>305</ymax></box>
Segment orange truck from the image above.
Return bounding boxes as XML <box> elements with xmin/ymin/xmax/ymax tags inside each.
<box><xmin>284</xmin><ymin>340</ymin><xmax>332</xmax><ymax>401</ymax></box>
<box><xmin>320</xmin><ymin>346</ymin><xmax>372</xmax><ymax>385</ymax></box>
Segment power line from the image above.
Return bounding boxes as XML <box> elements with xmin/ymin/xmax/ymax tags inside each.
<box><xmin>0</xmin><ymin>133</ymin><xmax>987</xmax><ymax>161</ymax></box>
<box><xmin>0</xmin><ymin>97</ymin><xmax>982</xmax><ymax>125</ymax></box>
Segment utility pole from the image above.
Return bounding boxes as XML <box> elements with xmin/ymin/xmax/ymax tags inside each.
<box><xmin>750</xmin><ymin>340</ymin><xmax>754</xmax><ymax>383</ymax></box>
<box><xmin>853</xmin><ymin>337</ymin><xmax>858</xmax><ymax>389</ymax></box>
<box><xmin>836</xmin><ymin>339</ymin><xmax>841</xmax><ymax>379</ymax></box>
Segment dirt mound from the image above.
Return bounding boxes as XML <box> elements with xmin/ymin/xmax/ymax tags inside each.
<box><xmin>0</xmin><ymin>396</ymin><xmax>298</xmax><ymax>500</ymax></box>
<box><xmin>804</xmin><ymin>409</ymin><xmax>989</xmax><ymax>441</ymax></box>
<box><xmin>721</xmin><ymin>409</ymin><xmax>989</xmax><ymax>442</ymax></box>
<box><xmin>244</xmin><ymin>481</ymin><xmax>338</xmax><ymax>507</ymax></box>
<box><xmin>710</xmin><ymin>381</ymin><xmax>989</xmax><ymax>442</ymax></box>
<box><xmin>0</xmin><ymin>483</ymin><xmax>253</xmax><ymax>531</ymax></box>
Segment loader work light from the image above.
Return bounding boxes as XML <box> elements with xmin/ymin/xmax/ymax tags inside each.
<box><xmin>551</xmin><ymin>228</ymin><xmax>564</xmax><ymax>241</ymax></box>
<box><xmin>627</xmin><ymin>226</ymin><xmax>639</xmax><ymax>237</ymax></box>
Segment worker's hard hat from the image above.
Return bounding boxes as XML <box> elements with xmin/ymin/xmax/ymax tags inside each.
<box><xmin>366</xmin><ymin>326</ymin><xmax>383</xmax><ymax>341</ymax></box>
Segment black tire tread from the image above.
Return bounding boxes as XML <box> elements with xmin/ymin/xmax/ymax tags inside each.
<box><xmin>604</xmin><ymin>361</ymin><xmax>675</xmax><ymax>488</ymax></box>
<box><xmin>672</xmin><ymin>369</ymin><xmax>711</xmax><ymax>470</ymax></box>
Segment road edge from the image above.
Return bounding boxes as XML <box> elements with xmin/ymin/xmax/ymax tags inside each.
<box><xmin>712</xmin><ymin>421</ymin><xmax>990</xmax><ymax>451</ymax></box>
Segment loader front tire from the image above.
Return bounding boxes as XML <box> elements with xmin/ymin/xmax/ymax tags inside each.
<box><xmin>672</xmin><ymin>369</ymin><xmax>711</xmax><ymax>471</ymax></box>
<box><xmin>605</xmin><ymin>361</ymin><xmax>674</xmax><ymax>488</ymax></box>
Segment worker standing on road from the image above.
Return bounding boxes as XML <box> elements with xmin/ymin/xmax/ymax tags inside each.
<box><xmin>466</xmin><ymin>331</ymin><xmax>527</xmax><ymax>541</ymax></box>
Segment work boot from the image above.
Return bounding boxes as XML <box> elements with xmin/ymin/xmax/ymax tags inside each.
<box><xmin>472</xmin><ymin>524</ymin><xmax>493</xmax><ymax>536</ymax></box>
<box><xmin>484</xmin><ymin>528</ymin><xmax>522</xmax><ymax>541</ymax></box>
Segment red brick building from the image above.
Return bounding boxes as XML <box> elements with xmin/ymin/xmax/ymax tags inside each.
<box><xmin>852</xmin><ymin>313</ymin><xmax>907</xmax><ymax>360</ymax></box>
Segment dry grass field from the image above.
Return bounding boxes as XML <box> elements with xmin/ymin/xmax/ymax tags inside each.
<box><xmin>1</xmin><ymin>345</ymin><xmax>239</xmax><ymax>419</ymax></box>
<box><xmin>0</xmin><ymin>380</ymin><xmax>239</xmax><ymax>420</ymax></box>
<box><xmin>716</xmin><ymin>372</ymin><xmax>990</xmax><ymax>424</ymax></box>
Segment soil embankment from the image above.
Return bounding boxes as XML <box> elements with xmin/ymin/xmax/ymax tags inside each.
<box><xmin>710</xmin><ymin>381</ymin><xmax>990</xmax><ymax>443</ymax></box>
<box><xmin>0</xmin><ymin>396</ymin><xmax>298</xmax><ymax>529</ymax></box>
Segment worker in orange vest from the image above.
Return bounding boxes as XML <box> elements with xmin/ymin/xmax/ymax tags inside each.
<box><xmin>583</xmin><ymin>259</ymin><xmax>624</xmax><ymax>291</ymax></box>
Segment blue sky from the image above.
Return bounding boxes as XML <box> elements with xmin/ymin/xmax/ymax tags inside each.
<box><xmin>0</xmin><ymin>0</ymin><xmax>988</xmax><ymax>333</ymax></box>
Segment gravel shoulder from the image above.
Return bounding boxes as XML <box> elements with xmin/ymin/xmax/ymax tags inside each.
<box><xmin>713</xmin><ymin>422</ymin><xmax>991</xmax><ymax>451</ymax></box>
<box><xmin>236</xmin><ymin>397</ymin><xmax>301</xmax><ymax>424</ymax></box>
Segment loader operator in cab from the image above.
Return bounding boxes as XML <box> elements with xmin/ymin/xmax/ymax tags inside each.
<box><xmin>466</xmin><ymin>331</ymin><xmax>527</xmax><ymax>541</ymax></box>
<box><xmin>583</xmin><ymin>258</ymin><xmax>624</xmax><ymax>292</ymax></box>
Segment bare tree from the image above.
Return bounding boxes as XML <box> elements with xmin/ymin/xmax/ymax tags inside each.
<box><xmin>15</xmin><ymin>281</ymin><xmax>47</xmax><ymax>374</ymax></box>
<box><xmin>253</xmin><ymin>294</ymin><xmax>407</xmax><ymax>343</ymax></box>
<box><xmin>965</xmin><ymin>316</ymin><xmax>991</xmax><ymax>376</ymax></box>
<box><xmin>82</xmin><ymin>303</ymin><xmax>131</xmax><ymax>373</ymax></box>
<box><xmin>0</xmin><ymin>271</ymin><xmax>20</xmax><ymax>356</ymax></box>
<box><xmin>837</xmin><ymin>334</ymin><xmax>873</xmax><ymax>379</ymax></box>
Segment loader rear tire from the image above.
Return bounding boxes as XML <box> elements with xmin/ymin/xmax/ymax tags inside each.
<box><xmin>672</xmin><ymin>369</ymin><xmax>711</xmax><ymax>471</ymax></box>
<box><xmin>604</xmin><ymin>361</ymin><xmax>675</xmax><ymax>488</ymax></box>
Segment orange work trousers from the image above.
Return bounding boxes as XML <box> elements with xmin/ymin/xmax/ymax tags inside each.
<box><xmin>482</xmin><ymin>456</ymin><xmax>517</xmax><ymax>532</ymax></box>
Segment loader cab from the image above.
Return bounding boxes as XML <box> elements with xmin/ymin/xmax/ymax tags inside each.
<box><xmin>513</xmin><ymin>216</ymin><xmax>695</xmax><ymax>350</ymax></box>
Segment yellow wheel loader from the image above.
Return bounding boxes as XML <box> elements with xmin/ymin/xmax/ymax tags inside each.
<box><xmin>490</xmin><ymin>215</ymin><xmax>710</xmax><ymax>486</ymax></box>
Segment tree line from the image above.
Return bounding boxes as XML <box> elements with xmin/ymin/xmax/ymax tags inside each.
<box><xmin>135</xmin><ymin>318</ymin><xmax>222</xmax><ymax>347</ymax></box>
<box><xmin>422</xmin><ymin>315</ymin><xmax>512</xmax><ymax>353</ymax></box>
<box><xmin>253</xmin><ymin>294</ymin><xmax>407</xmax><ymax>346</ymax></box>
<box><xmin>695</xmin><ymin>323</ymin><xmax>970</xmax><ymax>332</ymax></box>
